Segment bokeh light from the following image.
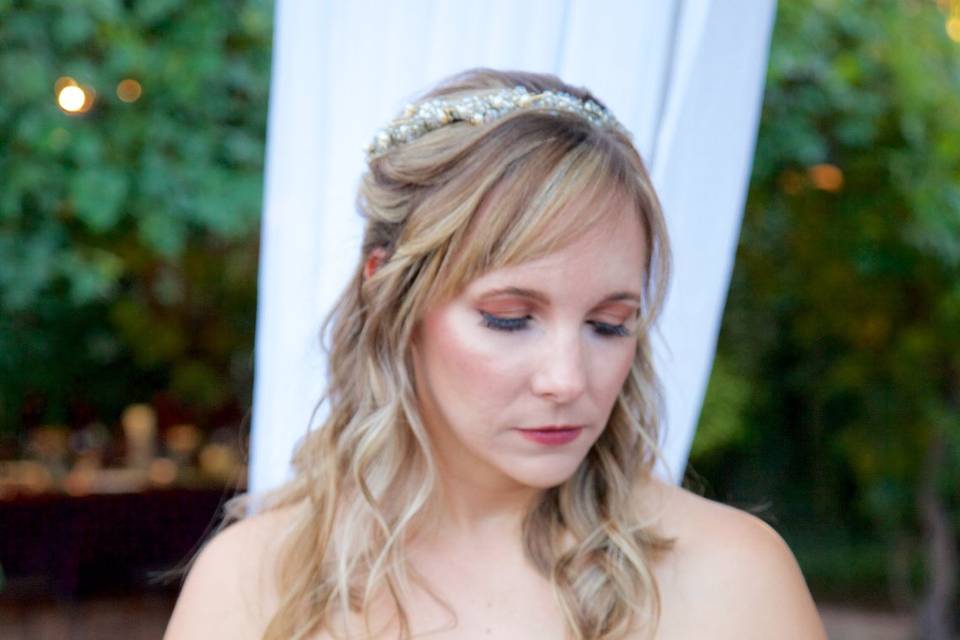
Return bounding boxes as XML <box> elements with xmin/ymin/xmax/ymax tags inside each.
<box><xmin>807</xmin><ymin>163</ymin><xmax>844</xmax><ymax>192</ymax></box>
<box><xmin>58</xmin><ymin>86</ymin><xmax>85</xmax><ymax>112</ymax></box>
<box><xmin>55</xmin><ymin>76</ymin><xmax>95</xmax><ymax>114</ymax></box>
<box><xmin>947</xmin><ymin>17</ymin><xmax>960</xmax><ymax>42</ymax></box>
<box><xmin>148</xmin><ymin>458</ymin><xmax>178</xmax><ymax>486</ymax></box>
<box><xmin>116</xmin><ymin>78</ymin><xmax>142</xmax><ymax>102</ymax></box>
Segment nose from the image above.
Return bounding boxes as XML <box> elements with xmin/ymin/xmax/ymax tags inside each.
<box><xmin>530</xmin><ymin>328</ymin><xmax>587</xmax><ymax>403</ymax></box>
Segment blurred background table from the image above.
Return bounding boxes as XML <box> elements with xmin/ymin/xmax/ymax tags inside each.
<box><xmin>0</xmin><ymin>488</ymin><xmax>234</xmax><ymax>599</ymax></box>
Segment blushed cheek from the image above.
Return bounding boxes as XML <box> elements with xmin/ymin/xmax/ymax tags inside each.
<box><xmin>423</xmin><ymin>309</ymin><xmax>526</xmax><ymax>417</ymax></box>
<box><xmin>601</xmin><ymin>343</ymin><xmax>638</xmax><ymax>403</ymax></box>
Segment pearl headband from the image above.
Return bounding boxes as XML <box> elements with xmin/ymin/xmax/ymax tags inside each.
<box><xmin>365</xmin><ymin>85</ymin><xmax>628</xmax><ymax>160</ymax></box>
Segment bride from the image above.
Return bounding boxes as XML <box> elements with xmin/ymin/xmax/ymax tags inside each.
<box><xmin>164</xmin><ymin>68</ymin><xmax>827</xmax><ymax>640</ymax></box>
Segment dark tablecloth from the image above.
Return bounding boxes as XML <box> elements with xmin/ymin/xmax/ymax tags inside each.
<box><xmin>0</xmin><ymin>488</ymin><xmax>236</xmax><ymax>598</ymax></box>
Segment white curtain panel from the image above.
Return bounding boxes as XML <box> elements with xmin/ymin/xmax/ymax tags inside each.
<box><xmin>250</xmin><ymin>0</ymin><xmax>776</xmax><ymax>498</ymax></box>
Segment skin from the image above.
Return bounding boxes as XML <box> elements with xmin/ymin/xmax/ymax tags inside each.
<box><xmin>165</xmin><ymin>192</ymin><xmax>828</xmax><ymax>639</ymax></box>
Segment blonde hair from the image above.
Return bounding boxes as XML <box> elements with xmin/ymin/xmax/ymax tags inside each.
<box><xmin>220</xmin><ymin>68</ymin><xmax>675</xmax><ymax>639</ymax></box>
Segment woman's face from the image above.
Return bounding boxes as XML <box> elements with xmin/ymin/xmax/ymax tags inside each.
<box><xmin>411</xmin><ymin>195</ymin><xmax>648</xmax><ymax>491</ymax></box>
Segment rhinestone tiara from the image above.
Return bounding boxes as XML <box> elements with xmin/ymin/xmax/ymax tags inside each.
<box><xmin>365</xmin><ymin>85</ymin><xmax>628</xmax><ymax>160</ymax></box>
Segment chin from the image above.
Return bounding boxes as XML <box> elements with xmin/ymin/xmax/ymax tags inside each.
<box><xmin>504</xmin><ymin>456</ymin><xmax>587</xmax><ymax>490</ymax></box>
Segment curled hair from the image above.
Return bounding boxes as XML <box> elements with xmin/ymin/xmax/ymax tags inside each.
<box><xmin>220</xmin><ymin>68</ymin><xmax>675</xmax><ymax>639</ymax></box>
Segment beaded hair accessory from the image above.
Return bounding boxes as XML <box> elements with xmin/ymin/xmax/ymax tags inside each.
<box><xmin>365</xmin><ymin>85</ymin><xmax>628</xmax><ymax>160</ymax></box>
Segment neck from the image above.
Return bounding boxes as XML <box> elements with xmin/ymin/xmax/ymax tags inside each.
<box><xmin>415</xmin><ymin>455</ymin><xmax>543</xmax><ymax>546</ymax></box>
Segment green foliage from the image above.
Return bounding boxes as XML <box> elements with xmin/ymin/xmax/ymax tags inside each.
<box><xmin>795</xmin><ymin>538</ymin><xmax>907</xmax><ymax>605</ymax></box>
<box><xmin>690</xmin><ymin>353</ymin><xmax>750</xmax><ymax>460</ymax></box>
<box><xmin>692</xmin><ymin>0</ymin><xmax>960</xmax><ymax>605</ymax></box>
<box><xmin>0</xmin><ymin>0</ymin><xmax>272</xmax><ymax>433</ymax></box>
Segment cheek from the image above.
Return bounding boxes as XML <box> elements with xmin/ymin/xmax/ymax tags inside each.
<box><xmin>420</xmin><ymin>309</ymin><xmax>526</xmax><ymax>418</ymax></box>
<box><xmin>592</xmin><ymin>341</ymin><xmax>637</xmax><ymax>402</ymax></box>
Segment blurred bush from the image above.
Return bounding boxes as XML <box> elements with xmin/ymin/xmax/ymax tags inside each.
<box><xmin>692</xmin><ymin>0</ymin><xmax>959</xmax><ymax>631</ymax></box>
<box><xmin>0</xmin><ymin>0</ymin><xmax>272</xmax><ymax>437</ymax></box>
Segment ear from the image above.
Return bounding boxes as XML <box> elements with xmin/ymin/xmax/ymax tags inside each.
<box><xmin>363</xmin><ymin>247</ymin><xmax>388</xmax><ymax>281</ymax></box>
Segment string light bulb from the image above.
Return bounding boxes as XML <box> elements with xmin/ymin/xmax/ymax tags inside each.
<box><xmin>55</xmin><ymin>76</ymin><xmax>95</xmax><ymax>114</ymax></box>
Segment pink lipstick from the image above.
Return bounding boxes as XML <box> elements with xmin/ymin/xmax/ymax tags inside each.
<box><xmin>517</xmin><ymin>426</ymin><xmax>583</xmax><ymax>445</ymax></box>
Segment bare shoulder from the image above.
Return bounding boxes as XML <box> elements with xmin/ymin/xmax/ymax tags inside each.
<box><xmin>643</xmin><ymin>476</ymin><xmax>827</xmax><ymax>640</ymax></box>
<box><xmin>163</xmin><ymin>502</ymin><xmax>300</xmax><ymax>640</ymax></box>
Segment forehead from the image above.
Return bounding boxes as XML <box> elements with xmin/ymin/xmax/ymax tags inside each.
<box><xmin>463</xmin><ymin>206</ymin><xmax>647</xmax><ymax>304</ymax></box>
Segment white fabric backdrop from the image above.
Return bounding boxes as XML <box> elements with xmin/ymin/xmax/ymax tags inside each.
<box><xmin>249</xmin><ymin>0</ymin><xmax>776</xmax><ymax>498</ymax></box>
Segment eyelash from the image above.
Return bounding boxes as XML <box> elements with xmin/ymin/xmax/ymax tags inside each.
<box><xmin>479</xmin><ymin>312</ymin><xmax>631</xmax><ymax>338</ymax></box>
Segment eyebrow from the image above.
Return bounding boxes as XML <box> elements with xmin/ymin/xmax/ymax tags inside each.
<box><xmin>478</xmin><ymin>286</ymin><xmax>642</xmax><ymax>306</ymax></box>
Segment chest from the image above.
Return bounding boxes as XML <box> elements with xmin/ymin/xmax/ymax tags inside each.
<box><xmin>308</xmin><ymin>568</ymin><xmax>705</xmax><ymax>639</ymax></box>
<box><xmin>314</xmin><ymin>557</ymin><xmax>569</xmax><ymax>639</ymax></box>
<box><xmin>309</xmin><ymin>534</ymin><xmax>699</xmax><ymax>640</ymax></box>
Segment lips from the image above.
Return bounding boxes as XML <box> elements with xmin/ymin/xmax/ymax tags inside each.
<box><xmin>516</xmin><ymin>425</ymin><xmax>583</xmax><ymax>445</ymax></box>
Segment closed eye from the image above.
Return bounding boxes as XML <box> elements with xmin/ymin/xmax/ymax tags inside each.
<box><xmin>480</xmin><ymin>311</ymin><xmax>529</xmax><ymax>332</ymax></box>
<box><xmin>587</xmin><ymin>320</ymin><xmax>631</xmax><ymax>337</ymax></box>
<box><xmin>479</xmin><ymin>312</ymin><xmax>630</xmax><ymax>338</ymax></box>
